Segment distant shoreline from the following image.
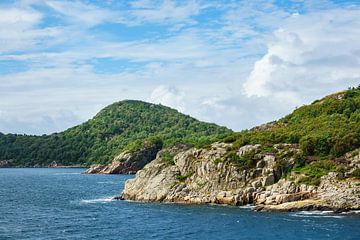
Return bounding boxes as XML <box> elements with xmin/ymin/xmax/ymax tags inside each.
<box><xmin>0</xmin><ymin>166</ymin><xmax>86</xmax><ymax>169</ymax></box>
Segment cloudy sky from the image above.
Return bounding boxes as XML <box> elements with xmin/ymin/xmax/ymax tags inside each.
<box><xmin>1</xmin><ymin>0</ymin><xmax>360</xmax><ymax>134</ymax></box>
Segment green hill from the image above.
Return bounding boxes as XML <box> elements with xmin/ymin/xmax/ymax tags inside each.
<box><xmin>222</xmin><ymin>85</ymin><xmax>360</xmax><ymax>160</ymax></box>
<box><xmin>2</xmin><ymin>86</ymin><xmax>359</xmax><ymax>168</ymax></box>
<box><xmin>0</xmin><ymin>100</ymin><xmax>231</xmax><ymax>167</ymax></box>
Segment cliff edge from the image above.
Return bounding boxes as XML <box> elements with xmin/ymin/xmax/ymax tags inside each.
<box><xmin>120</xmin><ymin>143</ymin><xmax>360</xmax><ymax>212</ymax></box>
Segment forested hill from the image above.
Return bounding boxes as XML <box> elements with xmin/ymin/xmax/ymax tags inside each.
<box><xmin>0</xmin><ymin>100</ymin><xmax>231</xmax><ymax>167</ymax></box>
<box><xmin>222</xmin><ymin>86</ymin><xmax>360</xmax><ymax>159</ymax></box>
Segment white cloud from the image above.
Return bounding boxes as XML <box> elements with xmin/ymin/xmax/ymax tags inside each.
<box><xmin>44</xmin><ymin>0</ymin><xmax>119</xmax><ymax>27</ymax></box>
<box><xmin>0</xmin><ymin>7</ymin><xmax>40</xmax><ymax>24</ymax></box>
<box><xmin>129</xmin><ymin>0</ymin><xmax>201</xmax><ymax>24</ymax></box>
<box><xmin>1</xmin><ymin>1</ymin><xmax>360</xmax><ymax>135</ymax></box>
<box><xmin>148</xmin><ymin>85</ymin><xmax>186</xmax><ymax>112</ymax></box>
<box><xmin>0</xmin><ymin>5</ymin><xmax>67</xmax><ymax>53</ymax></box>
<box><xmin>244</xmin><ymin>8</ymin><xmax>360</xmax><ymax>101</ymax></box>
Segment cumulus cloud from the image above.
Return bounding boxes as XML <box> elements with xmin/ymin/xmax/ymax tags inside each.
<box><xmin>244</xmin><ymin>8</ymin><xmax>360</xmax><ymax>101</ymax></box>
<box><xmin>1</xmin><ymin>1</ymin><xmax>360</xmax><ymax>135</ymax></box>
<box><xmin>148</xmin><ymin>85</ymin><xmax>186</xmax><ymax>112</ymax></box>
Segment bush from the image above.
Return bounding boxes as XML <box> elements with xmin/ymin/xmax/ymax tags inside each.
<box><xmin>353</xmin><ymin>168</ymin><xmax>360</xmax><ymax>179</ymax></box>
<box><xmin>176</xmin><ymin>172</ymin><xmax>193</xmax><ymax>181</ymax></box>
<box><xmin>296</xmin><ymin>160</ymin><xmax>335</xmax><ymax>177</ymax></box>
<box><xmin>299</xmin><ymin>136</ymin><xmax>315</xmax><ymax>156</ymax></box>
<box><xmin>331</xmin><ymin>133</ymin><xmax>360</xmax><ymax>157</ymax></box>
<box><xmin>294</xmin><ymin>160</ymin><xmax>336</xmax><ymax>185</ymax></box>
<box><xmin>160</xmin><ymin>151</ymin><xmax>175</xmax><ymax>165</ymax></box>
<box><xmin>298</xmin><ymin>176</ymin><xmax>321</xmax><ymax>186</ymax></box>
<box><xmin>225</xmin><ymin>150</ymin><xmax>256</xmax><ymax>170</ymax></box>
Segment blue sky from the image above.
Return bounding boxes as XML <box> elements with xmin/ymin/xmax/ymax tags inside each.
<box><xmin>0</xmin><ymin>0</ymin><xmax>360</xmax><ymax>134</ymax></box>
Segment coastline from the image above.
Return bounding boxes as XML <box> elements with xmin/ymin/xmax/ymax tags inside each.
<box><xmin>0</xmin><ymin>165</ymin><xmax>86</xmax><ymax>169</ymax></box>
<box><xmin>120</xmin><ymin>143</ymin><xmax>360</xmax><ymax>213</ymax></box>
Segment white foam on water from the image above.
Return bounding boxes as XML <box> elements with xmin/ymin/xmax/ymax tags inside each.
<box><xmin>291</xmin><ymin>211</ymin><xmax>345</xmax><ymax>219</ymax></box>
<box><xmin>297</xmin><ymin>211</ymin><xmax>334</xmax><ymax>215</ymax></box>
<box><xmin>341</xmin><ymin>210</ymin><xmax>360</xmax><ymax>215</ymax></box>
<box><xmin>80</xmin><ymin>196</ymin><xmax>116</xmax><ymax>204</ymax></box>
<box><xmin>54</xmin><ymin>173</ymin><xmax>81</xmax><ymax>175</ymax></box>
<box><xmin>97</xmin><ymin>181</ymin><xmax>117</xmax><ymax>184</ymax></box>
<box><xmin>239</xmin><ymin>204</ymin><xmax>253</xmax><ymax>209</ymax></box>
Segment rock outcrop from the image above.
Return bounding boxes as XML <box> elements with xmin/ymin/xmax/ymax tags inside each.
<box><xmin>0</xmin><ymin>160</ymin><xmax>13</xmax><ymax>167</ymax></box>
<box><xmin>83</xmin><ymin>145</ymin><xmax>161</xmax><ymax>174</ymax></box>
<box><xmin>120</xmin><ymin>143</ymin><xmax>360</xmax><ymax>212</ymax></box>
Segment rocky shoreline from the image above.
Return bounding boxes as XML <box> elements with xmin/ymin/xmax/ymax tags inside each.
<box><xmin>120</xmin><ymin>143</ymin><xmax>360</xmax><ymax>212</ymax></box>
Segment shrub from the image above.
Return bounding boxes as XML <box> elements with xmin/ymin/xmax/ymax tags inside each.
<box><xmin>296</xmin><ymin>160</ymin><xmax>336</xmax><ymax>178</ymax></box>
<box><xmin>300</xmin><ymin>136</ymin><xmax>315</xmax><ymax>156</ymax></box>
<box><xmin>176</xmin><ymin>172</ymin><xmax>194</xmax><ymax>181</ymax></box>
<box><xmin>353</xmin><ymin>168</ymin><xmax>360</xmax><ymax>179</ymax></box>
<box><xmin>298</xmin><ymin>176</ymin><xmax>321</xmax><ymax>186</ymax></box>
<box><xmin>160</xmin><ymin>151</ymin><xmax>175</xmax><ymax>165</ymax></box>
<box><xmin>225</xmin><ymin>150</ymin><xmax>256</xmax><ymax>170</ymax></box>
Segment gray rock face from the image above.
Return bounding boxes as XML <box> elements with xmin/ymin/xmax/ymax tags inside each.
<box><xmin>0</xmin><ymin>160</ymin><xmax>12</xmax><ymax>167</ymax></box>
<box><xmin>83</xmin><ymin>145</ymin><xmax>161</xmax><ymax>174</ymax></box>
<box><xmin>120</xmin><ymin>143</ymin><xmax>360</xmax><ymax>211</ymax></box>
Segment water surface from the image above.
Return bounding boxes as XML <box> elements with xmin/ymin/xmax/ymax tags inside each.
<box><xmin>0</xmin><ymin>168</ymin><xmax>359</xmax><ymax>240</ymax></box>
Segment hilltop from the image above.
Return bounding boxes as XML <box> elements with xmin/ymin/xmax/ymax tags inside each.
<box><xmin>0</xmin><ymin>100</ymin><xmax>231</xmax><ymax>167</ymax></box>
<box><xmin>221</xmin><ymin>86</ymin><xmax>360</xmax><ymax>160</ymax></box>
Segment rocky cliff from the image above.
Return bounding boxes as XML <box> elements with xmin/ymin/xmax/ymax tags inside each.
<box><xmin>83</xmin><ymin>145</ymin><xmax>161</xmax><ymax>174</ymax></box>
<box><xmin>120</xmin><ymin>143</ymin><xmax>360</xmax><ymax>212</ymax></box>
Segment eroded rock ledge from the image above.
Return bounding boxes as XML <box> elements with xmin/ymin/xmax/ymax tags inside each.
<box><xmin>83</xmin><ymin>145</ymin><xmax>161</xmax><ymax>174</ymax></box>
<box><xmin>120</xmin><ymin>143</ymin><xmax>360</xmax><ymax>212</ymax></box>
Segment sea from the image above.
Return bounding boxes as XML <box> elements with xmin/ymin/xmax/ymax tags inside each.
<box><xmin>0</xmin><ymin>168</ymin><xmax>359</xmax><ymax>240</ymax></box>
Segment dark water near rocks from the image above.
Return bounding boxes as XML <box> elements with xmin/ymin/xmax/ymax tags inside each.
<box><xmin>0</xmin><ymin>168</ymin><xmax>359</xmax><ymax>240</ymax></box>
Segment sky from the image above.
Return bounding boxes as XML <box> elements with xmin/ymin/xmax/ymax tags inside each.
<box><xmin>0</xmin><ymin>0</ymin><xmax>360</xmax><ymax>135</ymax></box>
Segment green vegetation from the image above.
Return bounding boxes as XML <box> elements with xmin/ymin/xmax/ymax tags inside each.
<box><xmin>220</xmin><ymin>86</ymin><xmax>360</xmax><ymax>182</ymax></box>
<box><xmin>224</xmin><ymin>150</ymin><xmax>256</xmax><ymax>170</ymax></box>
<box><xmin>294</xmin><ymin>160</ymin><xmax>336</xmax><ymax>185</ymax></box>
<box><xmin>0</xmin><ymin>100</ymin><xmax>230</xmax><ymax>167</ymax></box>
<box><xmin>353</xmin><ymin>168</ymin><xmax>360</xmax><ymax>179</ymax></box>
<box><xmin>222</xmin><ymin>86</ymin><xmax>360</xmax><ymax>160</ymax></box>
<box><xmin>293</xmin><ymin>160</ymin><xmax>336</xmax><ymax>178</ymax></box>
<box><xmin>2</xmin><ymin>85</ymin><xmax>360</xmax><ymax>174</ymax></box>
<box><xmin>176</xmin><ymin>172</ymin><xmax>194</xmax><ymax>181</ymax></box>
<box><xmin>160</xmin><ymin>151</ymin><xmax>175</xmax><ymax>165</ymax></box>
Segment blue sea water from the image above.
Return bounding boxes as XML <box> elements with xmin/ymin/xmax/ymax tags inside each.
<box><xmin>0</xmin><ymin>168</ymin><xmax>359</xmax><ymax>240</ymax></box>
